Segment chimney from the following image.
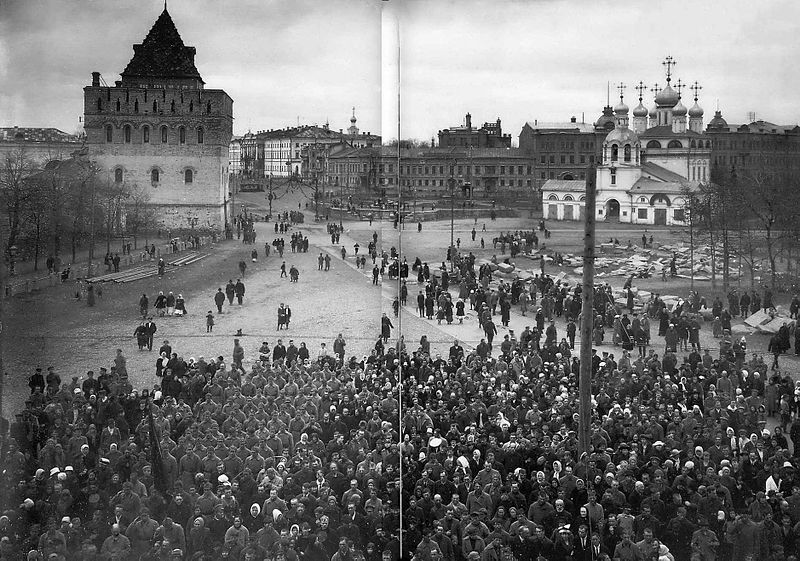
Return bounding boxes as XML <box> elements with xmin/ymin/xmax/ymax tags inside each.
<box><xmin>570</xmin><ymin>116</ymin><xmax>577</xmax><ymax>123</ymax></box>
<box><xmin>115</xmin><ymin>81</ymin><xmax>122</xmax><ymax>87</ymax></box>
<box><xmin>92</xmin><ymin>72</ymin><xmax>100</xmax><ymax>87</ymax></box>
<box><xmin>466</xmin><ymin>113</ymin><xmax>472</xmax><ymax>130</ymax></box>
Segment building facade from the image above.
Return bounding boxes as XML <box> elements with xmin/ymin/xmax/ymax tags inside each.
<box><xmin>518</xmin><ymin>116</ymin><xmax>608</xmax><ymax>189</ymax></box>
<box><xmin>706</xmin><ymin>113</ymin><xmax>800</xmax><ymax>179</ymax></box>
<box><xmin>82</xmin><ymin>8</ymin><xmax>234</xmax><ymax>230</ymax></box>
<box><xmin>438</xmin><ymin>113</ymin><xmax>512</xmax><ymax>149</ymax></box>
<box><xmin>324</xmin><ymin>146</ymin><xmax>536</xmax><ymax>200</ymax></box>
<box><xmin>542</xmin><ymin>59</ymin><xmax>711</xmax><ymax>225</ymax></box>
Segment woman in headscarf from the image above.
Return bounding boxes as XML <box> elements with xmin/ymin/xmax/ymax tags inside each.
<box><xmin>187</xmin><ymin>516</ymin><xmax>210</xmax><ymax>559</ymax></box>
<box><xmin>243</xmin><ymin>503</ymin><xmax>264</xmax><ymax>533</ymax></box>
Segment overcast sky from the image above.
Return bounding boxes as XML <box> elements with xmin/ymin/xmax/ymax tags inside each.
<box><xmin>1</xmin><ymin>0</ymin><xmax>799</xmax><ymax>144</ymax></box>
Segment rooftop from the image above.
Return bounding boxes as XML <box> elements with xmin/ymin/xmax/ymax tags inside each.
<box><xmin>523</xmin><ymin>121</ymin><xmax>597</xmax><ymax>134</ymax></box>
<box><xmin>121</xmin><ymin>9</ymin><xmax>203</xmax><ymax>83</ymax></box>
<box><xmin>0</xmin><ymin>128</ymin><xmax>82</xmax><ymax>144</ymax></box>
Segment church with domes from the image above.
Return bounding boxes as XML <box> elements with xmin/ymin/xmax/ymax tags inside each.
<box><xmin>542</xmin><ymin>57</ymin><xmax>710</xmax><ymax>225</ymax></box>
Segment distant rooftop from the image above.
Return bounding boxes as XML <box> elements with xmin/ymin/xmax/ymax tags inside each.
<box><xmin>0</xmin><ymin>127</ymin><xmax>82</xmax><ymax>144</ymax></box>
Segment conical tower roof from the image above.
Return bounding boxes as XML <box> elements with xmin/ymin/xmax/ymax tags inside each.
<box><xmin>121</xmin><ymin>9</ymin><xmax>203</xmax><ymax>84</ymax></box>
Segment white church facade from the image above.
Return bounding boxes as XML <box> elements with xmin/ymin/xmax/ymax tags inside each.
<box><xmin>542</xmin><ymin>57</ymin><xmax>710</xmax><ymax>226</ymax></box>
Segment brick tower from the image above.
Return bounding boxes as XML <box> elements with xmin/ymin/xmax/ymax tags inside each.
<box><xmin>83</xmin><ymin>7</ymin><xmax>234</xmax><ymax>230</ymax></box>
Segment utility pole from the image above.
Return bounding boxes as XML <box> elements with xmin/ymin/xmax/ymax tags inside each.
<box><xmin>578</xmin><ymin>164</ymin><xmax>597</xmax><ymax>458</ymax></box>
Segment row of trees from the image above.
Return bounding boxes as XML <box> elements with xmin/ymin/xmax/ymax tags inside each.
<box><xmin>683</xmin><ymin>151</ymin><xmax>800</xmax><ymax>292</ymax></box>
<box><xmin>0</xmin><ymin>149</ymin><xmax>157</xmax><ymax>273</ymax></box>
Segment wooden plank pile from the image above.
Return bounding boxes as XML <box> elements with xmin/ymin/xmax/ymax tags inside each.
<box><xmin>88</xmin><ymin>252</ymin><xmax>207</xmax><ymax>283</ymax></box>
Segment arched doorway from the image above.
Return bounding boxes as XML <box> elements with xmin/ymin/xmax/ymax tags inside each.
<box><xmin>606</xmin><ymin>199</ymin><xmax>620</xmax><ymax>221</ymax></box>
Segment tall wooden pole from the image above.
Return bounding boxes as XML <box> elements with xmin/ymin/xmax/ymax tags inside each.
<box><xmin>579</xmin><ymin>164</ymin><xmax>597</xmax><ymax>458</ymax></box>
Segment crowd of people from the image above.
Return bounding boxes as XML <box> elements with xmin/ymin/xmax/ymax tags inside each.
<box><xmin>7</xmin><ymin>212</ymin><xmax>800</xmax><ymax>561</ymax></box>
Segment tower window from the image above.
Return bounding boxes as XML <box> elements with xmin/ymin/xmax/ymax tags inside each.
<box><xmin>115</xmin><ymin>168</ymin><xmax>123</xmax><ymax>183</ymax></box>
<box><xmin>116</xmin><ymin>99</ymin><xmax>120</xmax><ymax>112</ymax></box>
<box><xmin>179</xmin><ymin>127</ymin><xmax>186</xmax><ymax>144</ymax></box>
<box><xmin>134</xmin><ymin>100</ymin><xmax>139</xmax><ymax>113</ymax></box>
<box><xmin>184</xmin><ymin>169</ymin><xmax>193</xmax><ymax>184</ymax></box>
<box><xmin>171</xmin><ymin>100</ymin><xmax>176</xmax><ymax>112</ymax></box>
<box><xmin>197</xmin><ymin>127</ymin><xmax>204</xmax><ymax>144</ymax></box>
<box><xmin>142</xmin><ymin>126</ymin><xmax>150</xmax><ymax>143</ymax></box>
<box><xmin>189</xmin><ymin>101</ymin><xmax>193</xmax><ymax>113</ymax></box>
<box><xmin>124</xmin><ymin>125</ymin><xmax>131</xmax><ymax>143</ymax></box>
<box><xmin>624</xmin><ymin>145</ymin><xmax>631</xmax><ymax>162</ymax></box>
<box><xmin>105</xmin><ymin>125</ymin><xmax>113</xmax><ymax>143</ymax></box>
<box><xmin>206</xmin><ymin>101</ymin><xmax>212</xmax><ymax>114</ymax></box>
<box><xmin>161</xmin><ymin>126</ymin><xmax>168</xmax><ymax>144</ymax></box>
<box><xmin>153</xmin><ymin>100</ymin><xmax>158</xmax><ymax>112</ymax></box>
<box><xmin>611</xmin><ymin>144</ymin><xmax>619</xmax><ymax>162</ymax></box>
<box><xmin>97</xmin><ymin>98</ymin><xmax>103</xmax><ymax>111</ymax></box>
<box><xmin>611</xmin><ymin>169</ymin><xmax>617</xmax><ymax>185</ymax></box>
<box><xmin>151</xmin><ymin>169</ymin><xmax>160</xmax><ymax>184</ymax></box>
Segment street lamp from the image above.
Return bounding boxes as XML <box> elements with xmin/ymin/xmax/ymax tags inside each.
<box><xmin>449</xmin><ymin>159</ymin><xmax>457</xmax><ymax>270</ymax></box>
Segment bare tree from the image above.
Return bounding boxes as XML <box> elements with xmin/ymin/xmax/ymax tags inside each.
<box><xmin>124</xmin><ymin>183</ymin><xmax>158</xmax><ymax>249</ymax></box>
<box><xmin>0</xmin><ymin>149</ymin><xmax>37</xmax><ymax>265</ymax></box>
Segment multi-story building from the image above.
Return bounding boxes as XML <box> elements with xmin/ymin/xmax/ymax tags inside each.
<box><xmin>233</xmin><ymin>111</ymin><xmax>381</xmax><ymax>180</ymax></box>
<box><xmin>706</xmin><ymin>112</ymin><xmax>800</xmax><ymax>179</ymax></box>
<box><xmin>324</xmin><ymin>145</ymin><xmax>536</xmax><ymax>200</ymax></box>
<box><xmin>228</xmin><ymin>135</ymin><xmax>242</xmax><ymax>175</ymax></box>
<box><xmin>518</xmin><ymin>115</ymin><xmax>609</xmax><ymax>188</ymax></box>
<box><xmin>438</xmin><ymin>113</ymin><xmax>512</xmax><ymax>149</ymax></box>
<box><xmin>82</xmin><ymin>7</ymin><xmax>234</xmax><ymax>229</ymax></box>
<box><xmin>0</xmin><ymin>127</ymin><xmax>83</xmax><ymax>165</ymax></box>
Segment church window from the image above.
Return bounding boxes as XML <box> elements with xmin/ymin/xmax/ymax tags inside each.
<box><xmin>610</xmin><ymin>169</ymin><xmax>617</xmax><ymax>185</ymax></box>
<box><xmin>624</xmin><ymin>145</ymin><xmax>631</xmax><ymax>162</ymax></box>
<box><xmin>197</xmin><ymin>127</ymin><xmax>204</xmax><ymax>144</ymax></box>
<box><xmin>171</xmin><ymin>100</ymin><xmax>176</xmax><ymax>112</ymax></box>
<box><xmin>690</xmin><ymin>140</ymin><xmax>696</xmax><ymax>148</ymax></box>
<box><xmin>142</xmin><ymin>126</ymin><xmax>150</xmax><ymax>143</ymax></box>
<box><xmin>97</xmin><ymin>98</ymin><xmax>103</xmax><ymax>111</ymax></box>
<box><xmin>668</xmin><ymin>140</ymin><xmax>683</xmax><ymax>149</ymax></box>
<box><xmin>114</xmin><ymin>168</ymin><xmax>123</xmax><ymax>183</ymax></box>
<box><xmin>548</xmin><ymin>194</ymin><xmax>558</xmax><ymax>201</ymax></box>
<box><xmin>564</xmin><ymin>195</ymin><xmax>574</xmax><ymax>201</ymax></box>
<box><xmin>189</xmin><ymin>101</ymin><xmax>194</xmax><ymax>113</ymax></box>
<box><xmin>161</xmin><ymin>126</ymin><xmax>168</xmax><ymax>144</ymax></box>
<box><xmin>153</xmin><ymin>100</ymin><xmax>158</xmax><ymax>112</ymax></box>
<box><xmin>134</xmin><ymin>100</ymin><xmax>139</xmax><ymax>113</ymax></box>
<box><xmin>611</xmin><ymin>145</ymin><xmax>618</xmax><ymax>162</ymax></box>
<box><xmin>179</xmin><ymin>127</ymin><xmax>186</xmax><ymax>144</ymax></box>
<box><xmin>207</xmin><ymin>101</ymin><xmax>212</xmax><ymax>114</ymax></box>
<box><xmin>123</xmin><ymin>125</ymin><xmax>131</xmax><ymax>143</ymax></box>
<box><xmin>105</xmin><ymin>125</ymin><xmax>113</xmax><ymax>143</ymax></box>
<box><xmin>116</xmin><ymin>99</ymin><xmax>120</xmax><ymax>111</ymax></box>
<box><xmin>185</xmin><ymin>169</ymin><xmax>193</xmax><ymax>184</ymax></box>
<box><xmin>151</xmin><ymin>169</ymin><xmax>160</xmax><ymax>184</ymax></box>
<box><xmin>646</xmin><ymin>140</ymin><xmax>661</xmax><ymax>149</ymax></box>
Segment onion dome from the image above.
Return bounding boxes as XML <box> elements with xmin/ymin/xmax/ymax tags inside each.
<box><xmin>614</xmin><ymin>101</ymin><xmax>629</xmax><ymax>115</ymax></box>
<box><xmin>649</xmin><ymin>105</ymin><xmax>657</xmax><ymax>118</ymax></box>
<box><xmin>655</xmin><ymin>84</ymin><xmax>679</xmax><ymax>107</ymax></box>
<box><xmin>633</xmin><ymin>102</ymin><xmax>649</xmax><ymax>117</ymax></box>
<box><xmin>672</xmin><ymin>99</ymin><xmax>687</xmax><ymax>117</ymax></box>
<box><xmin>688</xmin><ymin>102</ymin><xmax>704</xmax><ymax>118</ymax></box>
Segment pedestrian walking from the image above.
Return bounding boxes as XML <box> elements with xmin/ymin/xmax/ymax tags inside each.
<box><xmin>166</xmin><ymin>291</ymin><xmax>176</xmax><ymax>316</ymax></box>
<box><xmin>289</xmin><ymin>266</ymin><xmax>299</xmax><ymax>282</ymax></box>
<box><xmin>206</xmin><ymin>311</ymin><xmax>215</xmax><ymax>333</ymax></box>
<box><xmin>225</xmin><ymin>280</ymin><xmax>235</xmax><ymax>305</ymax></box>
<box><xmin>238</xmin><ymin>260</ymin><xmax>247</xmax><ymax>277</ymax></box>
<box><xmin>324</xmin><ymin>254</ymin><xmax>331</xmax><ymax>271</ymax></box>
<box><xmin>154</xmin><ymin>291</ymin><xmax>166</xmax><ymax>316</ymax></box>
<box><xmin>381</xmin><ymin>313</ymin><xmax>393</xmax><ymax>342</ymax></box>
<box><xmin>175</xmin><ymin>293</ymin><xmax>187</xmax><ymax>316</ymax></box>
<box><xmin>318</xmin><ymin>253</ymin><xmax>324</xmax><ymax>270</ymax></box>
<box><xmin>235</xmin><ymin>279</ymin><xmax>245</xmax><ymax>304</ymax></box>
<box><xmin>158</xmin><ymin>258</ymin><xmax>166</xmax><ymax>278</ymax></box>
<box><xmin>144</xmin><ymin>317</ymin><xmax>157</xmax><ymax>351</ymax></box>
<box><xmin>214</xmin><ymin>288</ymin><xmax>225</xmax><ymax>313</ymax></box>
<box><xmin>280</xmin><ymin>261</ymin><xmax>287</xmax><ymax>278</ymax></box>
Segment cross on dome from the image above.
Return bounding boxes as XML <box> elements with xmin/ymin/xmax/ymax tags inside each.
<box><xmin>690</xmin><ymin>81</ymin><xmax>703</xmax><ymax>102</ymax></box>
<box><xmin>662</xmin><ymin>56</ymin><xmax>676</xmax><ymax>83</ymax></box>
<box><xmin>650</xmin><ymin>83</ymin><xmax>660</xmax><ymax>97</ymax></box>
<box><xmin>635</xmin><ymin>81</ymin><xmax>646</xmax><ymax>102</ymax></box>
<box><xmin>675</xmin><ymin>79</ymin><xmax>685</xmax><ymax>98</ymax></box>
<box><xmin>616</xmin><ymin>82</ymin><xmax>626</xmax><ymax>102</ymax></box>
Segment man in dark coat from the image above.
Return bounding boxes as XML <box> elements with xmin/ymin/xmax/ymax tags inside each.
<box><xmin>225</xmin><ymin>280</ymin><xmax>236</xmax><ymax>304</ymax></box>
<box><xmin>214</xmin><ymin>288</ymin><xmax>226</xmax><ymax>313</ymax></box>
<box><xmin>235</xmin><ymin>279</ymin><xmax>246</xmax><ymax>305</ymax></box>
